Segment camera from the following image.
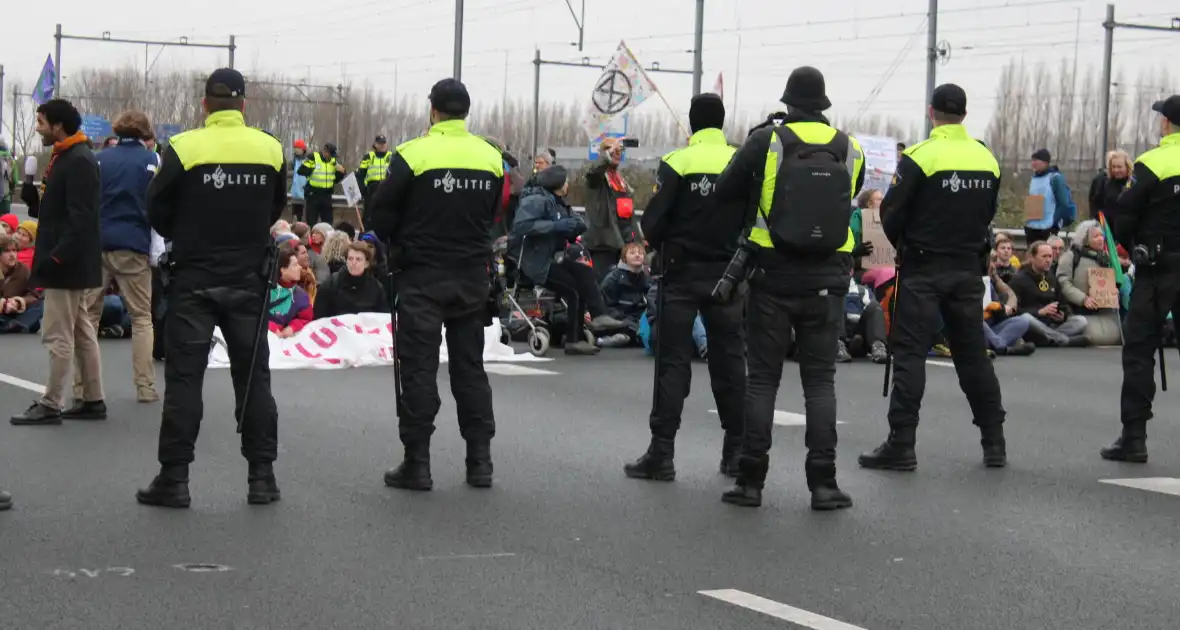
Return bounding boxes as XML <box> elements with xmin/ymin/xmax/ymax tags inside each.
<box><xmin>711</xmin><ymin>241</ymin><xmax>758</xmax><ymax>303</ymax></box>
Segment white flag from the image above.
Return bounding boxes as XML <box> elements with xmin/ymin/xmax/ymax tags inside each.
<box><xmin>340</xmin><ymin>172</ymin><xmax>364</xmax><ymax>207</ymax></box>
<box><xmin>712</xmin><ymin>72</ymin><xmax>724</xmax><ymax>99</ymax></box>
<box><xmin>582</xmin><ymin>41</ymin><xmax>659</xmax><ymax>141</ymax></box>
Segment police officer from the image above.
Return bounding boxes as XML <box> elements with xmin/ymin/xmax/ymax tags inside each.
<box><xmin>357</xmin><ymin>134</ymin><xmax>392</xmax><ymax>223</ymax></box>
<box><xmin>138</xmin><ymin>68</ymin><xmax>288</xmax><ymax>508</ymax></box>
<box><xmin>623</xmin><ymin>93</ymin><xmax>746</xmax><ymax>481</ymax></box>
<box><xmin>298</xmin><ymin>141</ymin><xmax>345</xmax><ymax>225</ymax></box>
<box><xmin>369</xmin><ymin>78</ymin><xmax>504</xmax><ymax>491</ymax></box>
<box><xmin>712</xmin><ymin>67</ymin><xmax>863</xmax><ymax>510</ymax></box>
<box><xmin>858</xmin><ymin>84</ymin><xmax>1008</xmax><ymax>472</ymax></box>
<box><xmin>1101</xmin><ymin>95</ymin><xmax>1180</xmax><ymax>463</ymax></box>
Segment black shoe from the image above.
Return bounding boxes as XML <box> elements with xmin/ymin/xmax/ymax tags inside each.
<box><xmin>1007</xmin><ymin>341</ymin><xmax>1036</xmax><ymax>356</ymax></box>
<box><xmin>806</xmin><ymin>460</ymin><xmax>853</xmax><ymax>511</ymax></box>
<box><xmin>384</xmin><ymin>445</ymin><xmax>433</xmax><ymax>491</ymax></box>
<box><xmin>721</xmin><ymin>484</ymin><xmax>762</xmax><ymax>507</ymax></box>
<box><xmin>624</xmin><ymin>452</ymin><xmax>676</xmax><ymax>481</ymax></box>
<box><xmin>1100</xmin><ymin>422</ymin><xmax>1148</xmax><ymax>463</ymax></box>
<box><xmin>980</xmin><ymin>427</ymin><xmax>1008</xmax><ymax>468</ymax></box>
<box><xmin>63</xmin><ymin>400</ymin><xmax>107</xmax><ymax>421</ymax></box>
<box><xmin>810</xmin><ymin>484</ymin><xmax>853</xmax><ymax>511</ymax></box>
<box><xmin>465</xmin><ymin>442</ymin><xmax>493</xmax><ymax>488</ymax></box>
<box><xmin>10</xmin><ymin>402</ymin><xmax>62</xmax><ymax>426</ymax></box>
<box><xmin>136</xmin><ymin>466</ymin><xmax>191</xmax><ymax>508</ymax></box>
<box><xmin>0</xmin><ymin>490</ymin><xmax>12</xmax><ymax>511</ymax></box>
<box><xmin>247</xmin><ymin>462</ymin><xmax>281</xmax><ymax>504</ymax></box>
<box><xmin>858</xmin><ymin>435</ymin><xmax>918</xmax><ymax>471</ymax></box>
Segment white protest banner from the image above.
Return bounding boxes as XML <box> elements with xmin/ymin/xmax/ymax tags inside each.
<box><xmin>854</xmin><ymin>134</ymin><xmax>897</xmax><ymax>196</ymax></box>
<box><xmin>208</xmin><ymin>313</ymin><xmax>547</xmax><ymax>371</ymax></box>
<box><xmin>341</xmin><ymin>172</ymin><xmax>364</xmax><ymax>207</ymax></box>
<box><xmin>582</xmin><ymin>41</ymin><xmax>660</xmax><ymax>141</ymax></box>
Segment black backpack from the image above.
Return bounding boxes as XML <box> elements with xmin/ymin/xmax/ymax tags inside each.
<box><xmin>763</xmin><ymin>125</ymin><xmax>853</xmax><ymax>255</ymax></box>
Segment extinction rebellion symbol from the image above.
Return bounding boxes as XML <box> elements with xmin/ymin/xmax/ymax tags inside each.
<box><xmin>592</xmin><ymin>70</ymin><xmax>633</xmax><ymax>115</ymax></box>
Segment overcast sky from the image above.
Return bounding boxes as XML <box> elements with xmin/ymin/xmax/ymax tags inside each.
<box><xmin>3</xmin><ymin>0</ymin><xmax>1178</xmax><ymax>141</ymax></box>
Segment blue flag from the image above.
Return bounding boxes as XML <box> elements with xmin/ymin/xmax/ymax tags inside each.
<box><xmin>33</xmin><ymin>55</ymin><xmax>56</xmax><ymax>105</ymax></box>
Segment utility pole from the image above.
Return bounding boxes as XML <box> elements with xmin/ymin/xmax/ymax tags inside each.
<box><xmin>1101</xmin><ymin>6</ymin><xmax>1180</xmax><ymax>160</ymax></box>
<box><xmin>55</xmin><ymin>24</ymin><xmax>237</xmax><ymax>99</ymax></box>
<box><xmin>0</xmin><ymin>65</ymin><xmax>5</xmax><ymax>143</ymax></box>
<box><xmin>924</xmin><ymin>0</ymin><xmax>938</xmax><ymax>137</ymax></box>
<box><xmin>692</xmin><ymin>0</ymin><xmax>704</xmax><ymax>96</ymax></box>
<box><xmin>453</xmin><ymin>0</ymin><xmax>464</xmax><ymax>81</ymax></box>
<box><xmin>531</xmin><ymin>50</ymin><xmax>694</xmax><ymax>157</ymax></box>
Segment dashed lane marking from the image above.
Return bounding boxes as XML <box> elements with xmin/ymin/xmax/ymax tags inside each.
<box><xmin>699</xmin><ymin>589</ymin><xmax>869</xmax><ymax>629</ymax></box>
<box><xmin>484</xmin><ymin>364</ymin><xmax>559</xmax><ymax>376</ymax></box>
<box><xmin>1099</xmin><ymin>477</ymin><xmax>1180</xmax><ymax>497</ymax></box>
<box><xmin>928</xmin><ymin>360</ymin><xmax>955</xmax><ymax>368</ymax></box>
<box><xmin>0</xmin><ymin>372</ymin><xmax>44</xmax><ymax>394</ymax></box>
<box><xmin>709</xmin><ymin>410</ymin><xmax>845</xmax><ymax>426</ymax></box>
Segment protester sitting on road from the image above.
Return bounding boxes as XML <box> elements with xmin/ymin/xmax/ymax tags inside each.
<box><xmin>598</xmin><ymin>242</ymin><xmax>651</xmax><ymax>348</ymax></box>
<box><xmin>1056</xmin><ymin>220</ymin><xmax>1122</xmax><ymax>346</ymax></box>
<box><xmin>293</xmin><ymin>238</ymin><xmax>330</xmax><ymax>285</ymax></box>
<box><xmin>983</xmin><ymin>257</ymin><xmax>1035</xmax><ymax>356</ymax></box>
<box><xmin>840</xmin><ymin>275</ymin><xmax>889</xmax><ymax>364</ymax></box>
<box><xmin>281</xmin><ymin>241</ymin><xmax>319</xmax><ymax>304</ymax></box>
<box><xmin>310</xmin><ymin>222</ymin><xmax>332</xmax><ymax>254</ymax></box>
<box><xmin>992</xmin><ymin>232</ymin><xmax>1021</xmax><ymax>284</ymax></box>
<box><xmin>510</xmin><ymin>164</ymin><xmax>624</xmax><ymax>356</ymax></box>
<box><xmin>270</xmin><ymin>219</ymin><xmax>291</xmax><ymax>238</ymax></box>
<box><xmin>15</xmin><ymin>220</ymin><xmax>36</xmax><ymax>269</ymax></box>
<box><xmin>0</xmin><ymin>214</ymin><xmax>17</xmax><ymax>236</ymax></box>
<box><xmin>0</xmin><ymin>234</ymin><xmax>42</xmax><ymax>334</ymax></box>
<box><xmin>98</xmin><ymin>287</ymin><xmax>133</xmax><ymax>339</ymax></box>
<box><xmin>1047</xmin><ymin>235</ymin><xmax>1066</xmax><ymax>275</ymax></box>
<box><xmin>291</xmin><ymin>221</ymin><xmax>311</xmax><ymax>245</ymax></box>
<box><xmin>268</xmin><ymin>247</ymin><xmax>313</xmax><ymax>339</ymax></box>
<box><xmin>314</xmin><ymin>242</ymin><xmax>389</xmax><ymax>319</ymax></box>
<box><xmin>1009</xmin><ymin>240</ymin><xmax>1088</xmax><ymax>346</ymax></box>
<box><xmin>321</xmin><ymin>230</ymin><xmax>351</xmax><ymax>275</ymax></box>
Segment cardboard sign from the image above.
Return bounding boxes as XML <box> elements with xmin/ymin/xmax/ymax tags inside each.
<box><xmin>1088</xmin><ymin>267</ymin><xmax>1119</xmax><ymax>309</ymax></box>
<box><xmin>341</xmin><ymin>172</ymin><xmax>364</xmax><ymax>207</ymax></box>
<box><xmin>861</xmin><ymin>206</ymin><xmax>897</xmax><ymax>269</ymax></box>
<box><xmin>1024</xmin><ymin>195</ymin><xmax>1045</xmax><ymax>222</ymax></box>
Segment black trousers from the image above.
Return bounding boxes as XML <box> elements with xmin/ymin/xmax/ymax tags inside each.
<box><xmin>650</xmin><ymin>267</ymin><xmax>745</xmax><ymax>441</ymax></box>
<box><xmin>845</xmin><ymin>302</ymin><xmax>887</xmax><ymax>348</ymax></box>
<box><xmin>290</xmin><ymin>201</ymin><xmax>305</xmax><ymax>223</ymax></box>
<box><xmin>1120</xmin><ymin>269</ymin><xmax>1180</xmax><ymax>424</ymax></box>
<box><xmin>151</xmin><ymin>266</ymin><xmax>168</xmax><ymax>360</ymax></box>
<box><xmin>395</xmin><ymin>267</ymin><xmax>494</xmax><ymax>447</ymax></box>
<box><xmin>306</xmin><ymin>191</ymin><xmax>334</xmax><ymax>225</ymax></box>
<box><xmin>544</xmin><ymin>258</ymin><xmax>606</xmax><ymax>342</ymax></box>
<box><xmin>158</xmin><ymin>275</ymin><xmax>277</xmax><ymax>466</ymax></box>
<box><xmin>742</xmin><ymin>281</ymin><xmax>842</xmax><ymax>483</ymax></box>
<box><xmin>887</xmin><ymin>260</ymin><xmax>1006</xmax><ymax>438</ymax></box>
<box><xmin>1024</xmin><ymin>227</ymin><xmax>1053</xmax><ymax>244</ymax></box>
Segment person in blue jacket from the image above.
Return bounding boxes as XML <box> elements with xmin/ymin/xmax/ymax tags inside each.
<box><xmin>1024</xmin><ymin>148</ymin><xmax>1077</xmax><ymax>244</ymax></box>
<box><xmin>84</xmin><ymin>110</ymin><xmax>161</xmax><ymax>404</ymax></box>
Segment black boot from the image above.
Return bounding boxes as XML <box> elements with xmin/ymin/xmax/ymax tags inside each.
<box><xmin>465</xmin><ymin>441</ymin><xmax>493</xmax><ymax>488</ymax></box>
<box><xmin>623</xmin><ymin>437</ymin><xmax>675</xmax><ymax>481</ymax></box>
<box><xmin>247</xmin><ymin>462</ymin><xmax>281</xmax><ymax>505</ymax></box>
<box><xmin>806</xmin><ymin>459</ymin><xmax>852</xmax><ymax>511</ymax></box>
<box><xmin>1100</xmin><ymin>421</ymin><xmax>1148</xmax><ymax>463</ymax></box>
<box><xmin>62</xmin><ymin>400</ymin><xmax>107</xmax><ymax>421</ymax></box>
<box><xmin>136</xmin><ymin>465</ymin><xmax>191</xmax><ymax>508</ymax></box>
<box><xmin>858</xmin><ymin>429</ymin><xmax>918</xmax><ymax>471</ymax></box>
<box><xmin>0</xmin><ymin>489</ymin><xmax>12</xmax><ymax>511</ymax></box>
<box><xmin>980</xmin><ymin>424</ymin><xmax>1008</xmax><ymax>468</ymax></box>
<box><xmin>719</xmin><ymin>434</ymin><xmax>741</xmax><ymax>478</ymax></box>
<box><xmin>721</xmin><ymin>456</ymin><xmax>767</xmax><ymax>508</ymax></box>
<box><xmin>384</xmin><ymin>443</ymin><xmax>433</xmax><ymax>491</ymax></box>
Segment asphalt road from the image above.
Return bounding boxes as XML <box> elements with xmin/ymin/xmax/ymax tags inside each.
<box><xmin>1</xmin><ymin>334</ymin><xmax>1179</xmax><ymax>630</ymax></box>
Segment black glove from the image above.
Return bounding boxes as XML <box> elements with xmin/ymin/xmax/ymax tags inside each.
<box><xmin>851</xmin><ymin>241</ymin><xmax>875</xmax><ymax>258</ymax></box>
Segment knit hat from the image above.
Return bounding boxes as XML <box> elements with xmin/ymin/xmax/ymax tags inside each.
<box><xmin>17</xmin><ymin>220</ymin><xmax>37</xmax><ymax>241</ymax></box>
<box><xmin>275</xmin><ymin>233</ymin><xmax>298</xmax><ymax>246</ymax></box>
<box><xmin>311</xmin><ymin>223</ymin><xmax>334</xmax><ymax>239</ymax></box>
<box><xmin>535</xmin><ymin>165</ymin><xmax>568</xmax><ymax>192</ymax></box>
<box><xmin>689</xmin><ymin>93</ymin><xmax>725</xmax><ymax>133</ymax></box>
<box><xmin>780</xmin><ymin>66</ymin><xmax>832</xmax><ymax>112</ymax></box>
<box><xmin>0</xmin><ymin>214</ymin><xmax>17</xmax><ymax>235</ymax></box>
<box><xmin>1032</xmin><ymin>148</ymin><xmax>1051</xmax><ymax>163</ymax></box>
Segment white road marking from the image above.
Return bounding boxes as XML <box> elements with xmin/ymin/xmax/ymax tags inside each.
<box><xmin>484</xmin><ymin>364</ymin><xmax>559</xmax><ymax>376</ymax></box>
<box><xmin>699</xmin><ymin>589</ymin><xmax>869</xmax><ymax>630</ymax></box>
<box><xmin>417</xmin><ymin>552</ymin><xmax>517</xmax><ymax>561</ymax></box>
<box><xmin>709</xmin><ymin>410</ymin><xmax>845</xmax><ymax>426</ymax></box>
<box><xmin>0</xmin><ymin>372</ymin><xmax>44</xmax><ymax>394</ymax></box>
<box><xmin>1100</xmin><ymin>477</ymin><xmax>1180</xmax><ymax>497</ymax></box>
<box><xmin>928</xmin><ymin>360</ymin><xmax>955</xmax><ymax>368</ymax></box>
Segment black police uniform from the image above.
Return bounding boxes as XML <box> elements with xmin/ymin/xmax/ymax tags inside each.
<box><xmin>623</xmin><ymin>94</ymin><xmax>747</xmax><ymax>481</ymax></box>
<box><xmin>1101</xmin><ymin>95</ymin><xmax>1180</xmax><ymax>463</ymax></box>
<box><xmin>139</xmin><ymin>69</ymin><xmax>288</xmax><ymax>507</ymax></box>
<box><xmin>369</xmin><ymin>79</ymin><xmax>505</xmax><ymax>491</ymax></box>
<box><xmin>859</xmin><ymin>84</ymin><xmax>1008</xmax><ymax>472</ymax></box>
<box><xmin>713</xmin><ymin>67</ymin><xmax>863</xmax><ymax>510</ymax></box>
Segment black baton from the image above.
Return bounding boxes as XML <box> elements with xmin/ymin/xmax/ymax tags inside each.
<box><xmin>237</xmin><ymin>245</ymin><xmax>279</xmax><ymax>434</ymax></box>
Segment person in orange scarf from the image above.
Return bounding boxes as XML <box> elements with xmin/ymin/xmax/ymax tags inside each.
<box><xmin>10</xmin><ymin>99</ymin><xmax>106</xmax><ymax>427</ymax></box>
